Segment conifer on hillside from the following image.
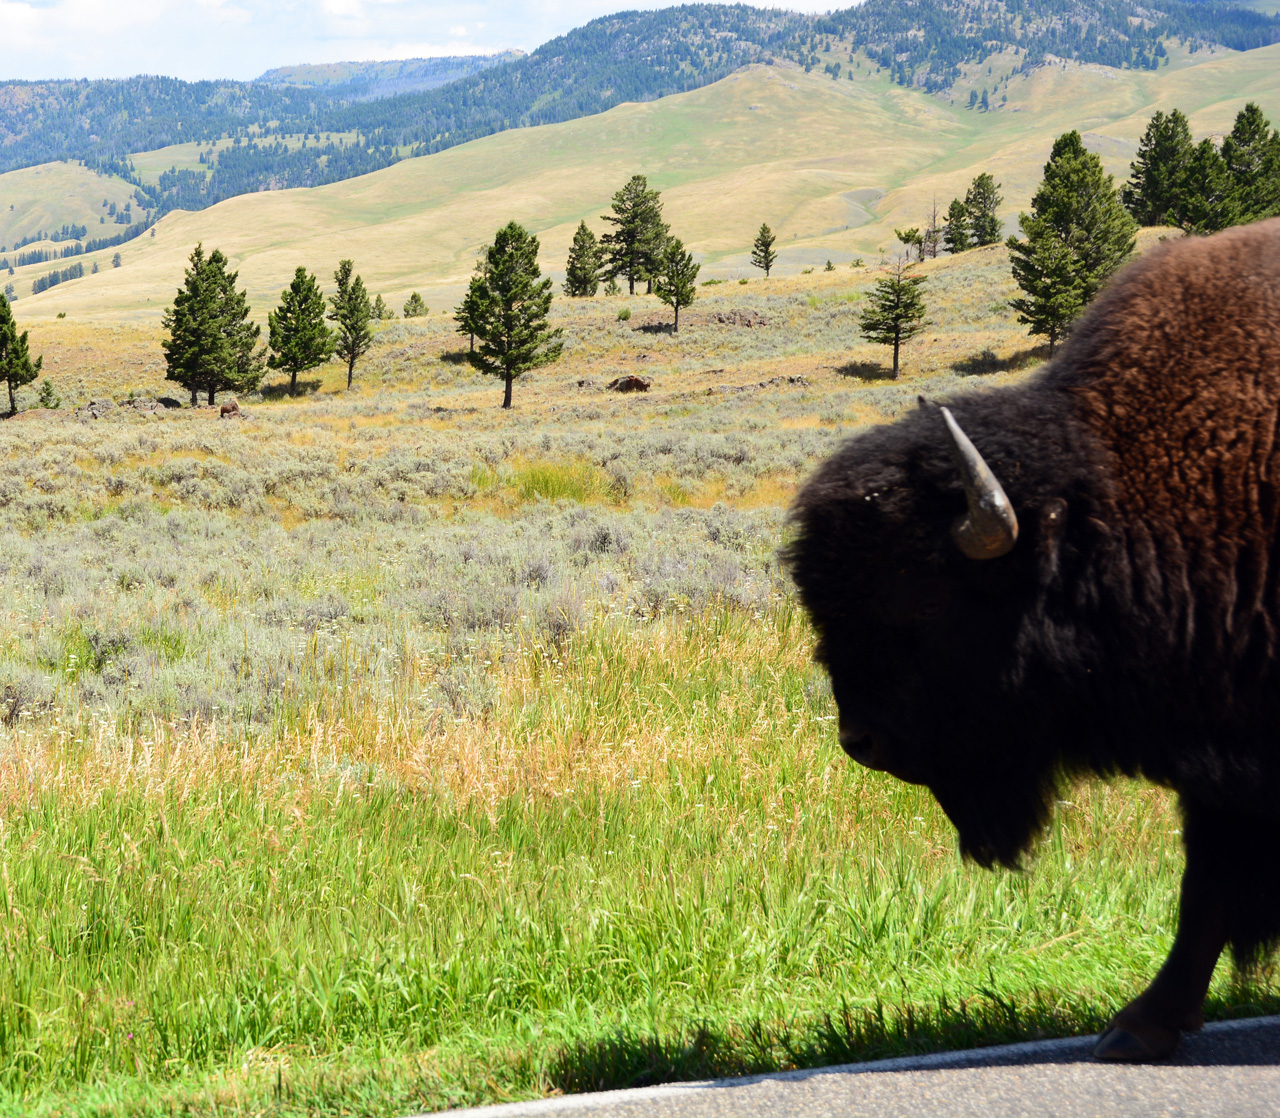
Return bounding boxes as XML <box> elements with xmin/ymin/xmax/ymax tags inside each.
<box><xmin>654</xmin><ymin>237</ymin><xmax>700</xmax><ymax>331</ymax></box>
<box><xmin>1221</xmin><ymin>102</ymin><xmax>1280</xmax><ymax>223</ymax></box>
<box><xmin>466</xmin><ymin>222</ymin><xmax>563</xmax><ymax>408</ymax></box>
<box><xmin>943</xmin><ymin>198</ymin><xmax>972</xmax><ymax>254</ymax></box>
<box><xmin>600</xmin><ymin>175</ymin><xmax>667</xmax><ymax>295</ymax></box>
<box><xmin>268</xmin><ymin>266</ymin><xmax>335</xmax><ymax>396</ymax></box>
<box><xmin>1121</xmin><ymin>109</ymin><xmax>1195</xmax><ymax>226</ymax></box>
<box><xmin>965</xmin><ymin>173</ymin><xmax>1003</xmax><ymax>246</ymax></box>
<box><xmin>0</xmin><ymin>295</ymin><xmax>42</xmax><ymax>415</ymax></box>
<box><xmin>162</xmin><ymin>243</ymin><xmax>264</xmax><ymax>406</ymax></box>
<box><xmin>1008</xmin><ymin>130</ymin><xmax>1137</xmax><ymax>356</ymax></box>
<box><xmin>750</xmin><ymin>223</ymin><xmax>778</xmax><ymax>276</ymax></box>
<box><xmin>328</xmin><ymin>259</ymin><xmax>373</xmax><ymax>389</ymax></box>
<box><xmin>403</xmin><ymin>292</ymin><xmax>428</xmax><ymax>318</ymax></box>
<box><xmin>858</xmin><ymin>256</ymin><xmax>928</xmax><ymax>378</ymax></box>
<box><xmin>563</xmin><ymin>221</ymin><xmax>602</xmax><ymax>297</ymax></box>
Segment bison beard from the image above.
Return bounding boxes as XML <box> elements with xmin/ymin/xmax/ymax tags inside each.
<box><xmin>787</xmin><ymin>218</ymin><xmax>1280</xmax><ymax>1063</ymax></box>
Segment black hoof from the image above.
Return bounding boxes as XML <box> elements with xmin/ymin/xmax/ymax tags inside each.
<box><xmin>1093</xmin><ymin>1024</ymin><xmax>1180</xmax><ymax>1062</ymax></box>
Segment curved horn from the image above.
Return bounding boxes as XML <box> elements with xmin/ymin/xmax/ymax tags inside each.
<box><xmin>940</xmin><ymin>407</ymin><xmax>1019</xmax><ymax>559</ymax></box>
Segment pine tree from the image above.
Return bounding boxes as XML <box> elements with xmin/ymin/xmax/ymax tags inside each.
<box><xmin>162</xmin><ymin>244</ymin><xmax>264</xmax><ymax>406</ymax></box>
<box><xmin>965</xmin><ymin>173</ymin><xmax>1003</xmax><ymax>245</ymax></box>
<box><xmin>750</xmin><ymin>222</ymin><xmax>778</xmax><ymax>276</ymax></box>
<box><xmin>0</xmin><ymin>295</ymin><xmax>42</xmax><ymax>415</ymax></box>
<box><xmin>268</xmin><ymin>266</ymin><xmax>335</xmax><ymax>396</ymax></box>
<box><xmin>563</xmin><ymin>221</ymin><xmax>601</xmax><ymax>297</ymax></box>
<box><xmin>1121</xmin><ymin>109</ymin><xmax>1194</xmax><ymax>226</ymax></box>
<box><xmin>1221</xmin><ymin>102</ymin><xmax>1280</xmax><ymax>223</ymax></box>
<box><xmin>328</xmin><ymin>259</ymin><xmax>373</xmax><ymax>390</ymax></box>
<box><xmin>1178</xmin><ymin>139</ymin><xmax>1236</xmax><ymax>234</ymax></box>
<box><xmin>403</xmin><ymin>292</ymin><xmax>428</xmax><ymax>318</ymax></box>
<box><xmin>943</xmin><ymin>198</ymin><xmax>972</xmax><ymax>254</ymax></box>
<box><xmin>600</xmin><ymin>175</ymin><xmax>666</xmax><ymax>295</ymax></box>
<box><xmin>1007</xmin><ymin>131</ymin><xmax>1137</xmax><ymax>356</ymax></box>
<box><xmin>1006</xmin><ymin>219</ymin><xmax>1081</xmax><ymax>356</ymax></box>
<box><xmin>857</xmin><ymin>256</ymin><xmax>928</xmax><ymax>378</ymax></box>
<box><xmin>468</xmin><ymin>222</ymin><xmax>563</xmax><ymax>409</ymax></box>
<box><xmin>372</xmin><ymin>294</ymin><xmax>393</xmax><ymax>320</ymax></box>
<box><xmin>653</xmin><ymin>237</ymin><xmax>700</xmax><ymax>332</ymax></box>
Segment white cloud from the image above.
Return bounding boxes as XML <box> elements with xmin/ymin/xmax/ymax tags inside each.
<box><xmin>0</xmin><ymin>1</ymin><xmax>839</xmax><ymax>81</ymax></box>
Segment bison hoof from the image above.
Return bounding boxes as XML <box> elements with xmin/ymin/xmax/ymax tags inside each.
<box><xmin>1093</xmin><ymin>1021</ymin><xmax>1182</xmax><ymax>1062</ymax></box>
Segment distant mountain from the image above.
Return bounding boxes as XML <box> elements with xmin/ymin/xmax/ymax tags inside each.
<box><xmin>0</xmin><ymin>0</ymin><xmax>1276</xmax><ymax>218</ymax></box>
<box><xmin>254</xmin><ymin>52</ymin><xmax>525</xmax><ymax>100</ymax></box>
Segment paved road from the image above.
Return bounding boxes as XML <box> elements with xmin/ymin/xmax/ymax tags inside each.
<box><xmin>423</xmin><ymin>1015</ymin><xmax>1280</xmax><ymax>1118</ymax></box>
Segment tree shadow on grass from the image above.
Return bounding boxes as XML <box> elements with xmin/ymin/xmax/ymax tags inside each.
<box><xmin>440</xmin><ymin>349</ymin><xmax>475</xmax><ymax>366</ymax></box>
<box><xmin>258</xmin><ymin>378</ymin><xmax>324</xmax><ymax>401</ymax></box>
<box><xmin>834</xmin><ymin>360</ymin><xmax>896</xmax><ymax>381</ymax></box>
<box><xmin>544</xmin><ymin>984</ymin><xmax>1280</xmax><ymax>1095</ymax></box>
<box><xmin>953</xmin><ymin>346</ymin><xmax>1048</xmax><ymax>377</ymax></box>
<box><xmin>635</xmin><ymin>322</ymin><xmax>675</xmax><ymax>335</ymax></box>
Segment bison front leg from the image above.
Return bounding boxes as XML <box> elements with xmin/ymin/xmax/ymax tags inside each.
<box><xmin>1094</xmin><ymin>809</ymin><xmax>1227</xmax><ymax>1062</ymax></box>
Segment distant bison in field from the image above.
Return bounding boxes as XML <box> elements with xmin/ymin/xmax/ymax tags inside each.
<box><xmin>787</xmin><ymin>218</ymin><xmax>1280</xmax><ymax>1062</ymax></box>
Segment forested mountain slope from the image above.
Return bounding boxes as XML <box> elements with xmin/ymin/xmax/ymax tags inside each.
<box><xmin>0</xmin><ymin>0</ymin><xmax>1276</xmax><ymax>220</ymax></box>
<box><xmin>15</xmin><ymin>39</ymin><xmax>1278</xmax><ymax>321</ymax></box>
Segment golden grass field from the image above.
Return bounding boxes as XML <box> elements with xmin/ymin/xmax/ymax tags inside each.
<box><xmin>3</xmin><ymin>41</ymin><xmax>1277</xmax><ymax>323</ymax></box>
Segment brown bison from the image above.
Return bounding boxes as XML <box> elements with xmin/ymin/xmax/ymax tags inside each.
<box><xmin>787</xmin><ymin>218</ymin><xmax>1280</xmax><ymax>1062</ymax></box>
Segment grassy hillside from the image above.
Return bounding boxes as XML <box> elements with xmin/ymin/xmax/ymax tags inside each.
<box><xmin>0</xmin><ymin>162</ymin><xmax>141</xmax><ymax>257</ymax></box>
<box><xmin>6</xmin><ymin>43</ymin><xmax>1279</xmax><ymax>322</ymax></box>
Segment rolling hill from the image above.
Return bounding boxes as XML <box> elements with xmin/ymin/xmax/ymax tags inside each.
<box><xmin>7</xmin><ymin>40</ymin><xmax>1279</xmax><ymax>322</ymax></box>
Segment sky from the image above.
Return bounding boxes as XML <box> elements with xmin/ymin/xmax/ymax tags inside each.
<box><xmin>0</xmin><ymin>0</ymin><xmax>839</xmax><ymax>82</ymax></box>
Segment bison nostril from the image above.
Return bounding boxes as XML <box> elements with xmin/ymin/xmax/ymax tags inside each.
<box><xmin>839</xmin><ymin>729</ymin><xmax>882</xmax><ymax>768</ymax></box>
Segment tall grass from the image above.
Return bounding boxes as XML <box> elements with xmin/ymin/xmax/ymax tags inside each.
<box><xmin>2</xmin><ymin>605</ymin><xmax>1272</xmax><ymax>1117</ymax></box>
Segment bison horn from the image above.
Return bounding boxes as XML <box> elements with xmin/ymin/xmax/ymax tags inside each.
<box><xmin>940</xmin><ymin>407</ymin><xmax>1019</xmax><ymax>559</ymax></box>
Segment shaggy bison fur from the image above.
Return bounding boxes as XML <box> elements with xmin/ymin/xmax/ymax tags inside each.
<box><xmin>787</xmin><ymin>218</ymin><xmax>1280</xmax><ymax>1062</ymax></box>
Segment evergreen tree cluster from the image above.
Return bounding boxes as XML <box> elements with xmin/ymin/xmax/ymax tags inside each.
<box><xmin>943</xmin><ymin>173</ymin><xmax>1004</xmax><ymax>253</ymax></box>
<box><xmin>1122</xmin><ymin>102</ymin><xmax>1280</xmax><ymax>232</ymax></box>
<box><xmin>162</xmin><ymin>248</ymin><xmax>378</xmax><ymax>403</ymax></box>
<box><xmin>558</xmin><ymin>173</ymin><xmax>701</xmax><ymax>330</ymax></box>
<box><xmin>1007</xmin><ymin>131</ymin><xmax>1138</xmax><ymax>355</ymax></box>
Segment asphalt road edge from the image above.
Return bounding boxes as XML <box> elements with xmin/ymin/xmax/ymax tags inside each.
<box><xmin>421</xmin><ymin>1014</ymin><xmax>1280</xmax><ymax>1117</ymax></box>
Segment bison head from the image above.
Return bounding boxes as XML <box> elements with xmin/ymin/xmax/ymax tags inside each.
<box><xmin>787</xmin><ymin>396</ymin><xmax>1099</xmax><ymax>868</ymax></box>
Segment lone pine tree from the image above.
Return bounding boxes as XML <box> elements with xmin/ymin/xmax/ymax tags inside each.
<box><xmin>402</xmin><ymin>292</ymin><xmax>428</xmax><ymax>318</ymax></box>
<box><xmin>328</xmin><ymin>259</ymin><xmax>373</xmax><ymax>390</ymax></box>
<box><xmin>563</xmin><ymin>221</ymin><xmax>602</xmax><ymax>297</ymax></box>
<box><xmin>1008</xmin><ymin>130</ymin><xmax>1137</xmax><ymax>356</ymax></box>
<box><xmin>268</xmin><ymin>266</ymin><xmax>335</xmax><ymax>396</ymax></box>
<box><xmin>468</xmin><ymin>221</ymin><xmax>563</xmax><ymax>409</ymax></box>
<box><xmin>0</xmin><ymin>295</ymin><xmax>42</xmax><ymax>415</ymax></box>
<box><xmin>654</xmin><ymin>236</ymin><xmax>700</xmax><ymax>331</ymax></box>
<box><xmin>858</xmin><ymin>256</ymin><xmax>928</xmax><ymax>378</ymax></box>
<box><xmin>162</xmin><ymin>243</ymin><xmax>264</xmax><ymax>406</ymax></box>
<box><xmin>750</xmin><ymin>223</ymin><xmax>778</xmax><ymax>276</ymax></box>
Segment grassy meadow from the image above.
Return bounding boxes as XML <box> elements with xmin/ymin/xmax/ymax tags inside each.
<box><xmin>5</xmin><ymin>41</ymin><xmax>1279</xmax><ymax>322</ymax></box>
<box><xmin>3</xmin><ymin>242</ymin><xmax>1278</xmax><ymax>1118</ymax></box>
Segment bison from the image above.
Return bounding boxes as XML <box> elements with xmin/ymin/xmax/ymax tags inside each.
<box><xmin>786</xmin><ymin>217</ymin><xmax>1280</xmax><ymax>1062</ymax></box>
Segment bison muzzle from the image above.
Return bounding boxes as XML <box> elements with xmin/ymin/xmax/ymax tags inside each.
<box><xmin>787</xmin><ymin>218</ymin><xmax>1280</xmax><ymax>1062</ymax></box>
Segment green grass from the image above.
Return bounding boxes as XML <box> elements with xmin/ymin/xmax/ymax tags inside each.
<box><xmin>2</xmin><ymin>606</ymin><xmax>1276</xmax><ymax>1117</ymax></box>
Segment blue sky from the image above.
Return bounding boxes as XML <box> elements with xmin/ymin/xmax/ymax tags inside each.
<box><xmin>1</xmin><ymin>0</ymin><xmax>837</xmax><ymax>82</ymax></box>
